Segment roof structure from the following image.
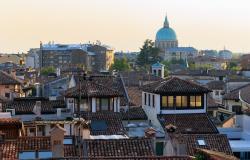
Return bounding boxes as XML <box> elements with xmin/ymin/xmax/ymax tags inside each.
<box><xmin>0</xmin><ymin>70</ymin><xmax>22</xmax><ymax>85</ymax></box>
<box><xmin>3</xmin><ymin>100</ymin><xmax>66</xmax><ymax>114</ymax></box>
<box><xmin>239</xmin><ymin>85</ymin><xmax>250</xmax><ymax>104</ymax></box>
<box><xmin>0</xmin><ymin>136</ymin><xmax>79</xmax><ymax>159</ymax></box>
<box><xmin>81</xmin><ymin>112</ymin><xmax>126</xmax><ymax>135</ymax></box>
<box><xmin>85</xmin><ymin>138</ymin><xmax>154</xmax><ymax>158</ymax></box>
<box><xmin>65</xmin><ymin>80</ymin><xmax>121</xmax><ymax>98</ymax></box>
<box><xmin>206</xmin><ymin>80</ymin><xmax>225</xmax><ymax>90</ymax></box>
<box><xmin>180</xmin><ymin>134</ymin><xmax>233</xmax><ymax>156</ymax></box>
<box><xmin>143</xmin><ymin>77</ymin><xmax>211</xmax><ymax>94</ymax></box>
<box><xmin>158</xmin><ymin>113</ymin><xmax>218</xmax><ymax>134</ymax></box>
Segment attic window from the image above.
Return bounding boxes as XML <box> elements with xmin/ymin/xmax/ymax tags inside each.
<box><xmin>197</xmin><ymin>139</ymin><xmax>206</xmax><ymax>146</ymax></box>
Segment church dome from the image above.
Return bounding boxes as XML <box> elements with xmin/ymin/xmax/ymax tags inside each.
<box><xmin>156</xmin><ymin>15</ymin><xmax>177</xmax><ymax>41</ymax></box>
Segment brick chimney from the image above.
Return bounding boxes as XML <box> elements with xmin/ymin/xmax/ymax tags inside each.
<box><xmin>50</xmin><ymin>124</ymin><xmax>66</xmax><ymax>158</ymax></box>
<box><xmin>81</xmin><ymin>120</ymin><xmax>90</xmax><ymax>140</ymax></box>
<box><xmin>145</xmin><ymin>127</ymin><xmax>156</xmax><ymax>138</ymax></box>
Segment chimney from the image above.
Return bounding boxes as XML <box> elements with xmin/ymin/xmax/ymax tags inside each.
<box><xmin>81</xmin><ymin>120</ymin><xmax>90</xmax><ymax>140</ymax></box>
<box><xmin>145</xmin><ymin>127</ymin><xmax>157</xmax><ymax>152</ymax></box>
<box><xmin>50</xmin><ymin>124</ymin><xmax>66</xmax><ymax>158</ymax></box>
<box><xmin>165</xmin><ymin>124</ymin><xmax>177</xmax><ymax>133</ymax></box>
<box><xmin>11</xmin><ymin>70</ymin><xmax>16</xmax><ymax>78</ymax></box>
<box><xmin>35</xmin><ymin>83</ymin><xmax>40</xmax><ymax>97</ymax></box>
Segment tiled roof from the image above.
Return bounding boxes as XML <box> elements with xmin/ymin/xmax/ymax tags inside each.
<box><xmin>0</xmin><ymin>118</ymin><xmax>22</xmax><ymax>126</ymax></box>
<box><xmin>0</xmin><ymin>118</ymin><xmax>22</xmax><ymax>139</ymax></box>
<box><xmin>120</xmin><ymin>71</ymin><xmax>162</xmax><ymax>86</ymax></box>
<box><xmin>240</xmin><ymin>85</ymin><xmax>250</xmax><ymax>104</ymax></box>
<box><xmin>0</xmin><ymin>70</ymin><xmax>22</xmax><ymax>85</ymax></box>
<box><xmin>158</xmin><ymin>113</ymin><xmax>218</xmax><ymax>134</ymax></box>
<box><xmin>85</xmin><ymin>138</ymin><xmax>154</xmax><ymax>158</ymax></box>
<box><xmin>0</xmin><ymin>136</ymin><xmax>78</xmax><ymax>159</ymax></box>
<box><xmin>81</xmin><ymin>112</ymin><xmax>126</xmax><ymax>135</ymax></box>
<box><xmin>65</xmin><ymin>78</ymin><xmax>123</xmax><ymax>98</ymax></box>
<box><xmin>181</xmin><ymin>134</ymin><xmax>233</xmax><ymax>156</ymax></box>
<box><xmin>127</xmin><ymin>86</ymin><xmax>142</xmax><ymax>107</ymax></box>
<box><xmin>120</xmin><ymin>107</ymin><xmax>148</xmax><ymax>120</ymax></box>
<box><xmin>207</xmin><ymin>95</ymin><xmax>221</xmax><ymax>109</ymax></box>
<box><xmin>3</xmin><ymin>100</ymin><xmax>66</xmax><ymax>114</ymax></box>
<box><xmin>143</xmin><ymin>77</ymin><xmax>211</xmax><ymax>94</ymax></box>
<box><xmin>172</xmin><ymin>69</ymin><xmax>236</xmax><ymax>77</ymax></box>
<box><xmin>195</xmin><ymin>148</ymin><xmax>238</xmax><ymax>160</ymax></box>
<box><xmin>206</xmin><ymin>80</ymin><xmax>225</xmax><ymax>90</ymax></box>
<box><xmin>223</xmin><ymin>84</ymin><xmax>250</xmax><ymax>100</ymax></box>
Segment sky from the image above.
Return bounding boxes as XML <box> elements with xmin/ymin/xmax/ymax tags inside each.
<box><xmin>0</xmin><ymin>0</ymin><xmax>249</xmax><ymax>53</ymax></box>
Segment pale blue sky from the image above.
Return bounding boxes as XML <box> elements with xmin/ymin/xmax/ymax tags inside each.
<box><xmin>0</xmin><ymin>0</ymin><xmax>249</xmax><ymax>53</ymax></box>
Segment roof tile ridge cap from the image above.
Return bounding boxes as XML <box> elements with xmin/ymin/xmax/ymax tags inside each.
<box><xmin>155</xmin><ymin>77</ymin><xmax>172</xmax><ymax>91</ymax></box>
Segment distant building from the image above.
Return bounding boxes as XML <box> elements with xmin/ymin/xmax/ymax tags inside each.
<box><xmin>219</xmin><ymin>49</ymin><xmax>233</xmax><ymax>60</ymax></box>
<box><xmin>165</xmin><ymin>47</ymin><xmax>198</xmax><ymax>61</ymax></box>
<box><xmin>155</xmin><ymin>15</ymin><xmax>178</xmax><ymax>57</ymax></box>
<box><xmin>25</xmin><ymin>48</ymin><xmax>40</xmax><ymax>69</ymax></box>
<box><xmin>39</xmin><ymin>42</ymin><xmax>114</xmax><ymax>72</ymax></box>
<box><xmin>0</xmin><ymin>70</ymin><xmax>23</xmax><ymax>100</ymax></box>
<box><xmin>200</xmin><ymin>50</ymin><xmax>218</xmax><ymax>58</ymax></box>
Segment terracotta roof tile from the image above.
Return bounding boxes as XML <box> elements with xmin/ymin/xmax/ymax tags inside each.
<box><xmin>206</xmin><ymin>80</ymin><xmax>225</xmax><ymax>90</ymax></box>
<box><xmin>182</xmin><ymin>134</ymin><xmax>233</xmax><ymax>156</ymax></box>
<box><xmin>3</xmin><ymin>100</ymin><xmax>66</xmax><ymax>114</ymax></box>
<box><xmin>158</xmin><ymin>113</ymin><xmax>218</xmax><ymax>134</ymax></box>
<box><xmin>143</xmin><ymin>77</ymin><xmax>211</xmax><ymax>94</ymax></box>
<box><xmin>85</xmin><ymin>138</ymin><xmax>154</xmax><ymax>158</ymax></box>
<box><xmin>1</xmin><ymin>136</ymin><xmax>77</xmax><ymax>159</ymax></box>
<box><xmin>0</xmin><ymin>70</ymin><xmax>22</xmax><ymax>85</ymax></box>
<box><xmin>81</xmin><ymin>112</ymin><xmax>126</xmax><ymax>135</ymax></box>
<box><xmin>121</xmin><ymin>107</ymin><xmax>148</xmax><ymax>120</ymax></box>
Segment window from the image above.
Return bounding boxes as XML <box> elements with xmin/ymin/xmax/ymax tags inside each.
<box><xmin>162</xmin><ymin>96</ymin><xmax>167</xmax><ymax>107</ymax></box>
<box><xmin>190</xmin><ymin>96</ymin><xmax>202</xmax><ymax>107</ymax></box>
<box><xmin>5</xmin><ymin>93</ymin><xmax>10</xmax><ymax>98</ymax></box>
<box><xmin>167</xmin><ymin>96</ymin><xmax>174</xmax><ymax>107</ymax></box>
<box><xmin>148</xmin><ymin>94</ymin><xmax>151</xmax><ymax>106</ymax></box>
<box><xmin>101</xmin><ymin>98</ymin><xmax>109</xmax><ymax>111</ymax></box>
<box><xmin>176</xmin><ymin>96</ymin><xmax>182</xmax><ymax>107</ymax></box>
<box><xmin>161</xmin><ymin>95</ymin><xmax>203</xmax><ymax>109</ymax></box>
<box><xmin>19</xmin><ymin>151</ymin><xmax>36</xmax><ymax>159</ymax></box>
<box><xmin>182</xmin><ymin>96</ymin><xmax>188</xmax><ymax>107</ymax></box>
<box><xmin>152</xmin><ymin>95</ymin><xmax>155</xmax><ymax>107</ymax></box>
<box><xmin>190</xmin><ymin>96</ymin><xmax>196</xmax><ymax>107</ymax></box>
<box><xmin>215</xmin><ymin>91</ymin><xmax>219</xmax><ymax>96</ymax></box>
<box><xmin>144</xmin><ymin>93</ymin><xmax>147</xmax><ymax>105</ymax></box>
<box><xmin>64</xmin><ymin>138</ymin><xmax>73</xmax><ymax>144</ymax></box>
<box><xmin>197</xmin><ymin>139</ymin><xmax>206</xmax><ymax>146</ymax></box>
<box><xmin>196</xmin><ymin>96</ymin><xmax>202</xmax><ymax>107</ymax></box>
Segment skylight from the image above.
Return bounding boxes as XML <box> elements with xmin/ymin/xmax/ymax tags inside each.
<box><xmin>91</xmin><ymin>120</ymin><xmax>107</xmax><ymax>131</ymax></box>
<box><xmin>197</xmin><ymin>139</ymin><xmax>206</xmax><ymax>146</ymax></box>
<box><xmin>38</xmin><ymin>151</ymin><xmax>52</xmax><ymax>159</ymax></box>
<box><xmin>19</xmin><ymin>151</ymin><xmax>35</xmax><ymax>160</ymax></box>
<box><xmin>64</xmin><ymin>138</ymin><xmax>73</xmax><ymax>144</ymax></box>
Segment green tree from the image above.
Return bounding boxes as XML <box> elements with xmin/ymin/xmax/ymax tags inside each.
<box><xmin>41</xmin><ymin>66</ymin><xmax>56</xmax><ymax>76</ymax></box>
<box><xmin>110</xmin><ymin>57</ymin><xmax>130</xmax><ymax>71</ymax></box>
<box><xmin>137</xmin><ymin>39</ymin><xmax>161</xmax><ymax>70</ymax></box>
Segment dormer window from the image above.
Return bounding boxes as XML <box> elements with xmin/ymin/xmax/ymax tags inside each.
<box><xmin>161</xmin><ymin>95</ymin><xmax>203</xmax><ymax>109</ymax></box>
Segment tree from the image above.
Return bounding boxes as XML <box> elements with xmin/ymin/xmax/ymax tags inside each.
<box><xmin>110</xmin><ymin>57</ymin><xmax>130</xmax><ymax>71</ymax></box>
<box><xmin>137</xmin><ymin>39</ymin><xmax>161</xmax><ymax>70</ymax></box>
<box><xmin>41</xmin><ymin>66</ymin><xmax>56</xmax><ymax>76</ymax></box>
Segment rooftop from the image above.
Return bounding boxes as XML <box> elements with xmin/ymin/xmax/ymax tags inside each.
<box><xmin>0</xmin><ymin>70</ymin><xmax>23</xmax><ymax>85</ymax></box>
<box><xmin>143</xmin><ymin>77</ymin><xmax>211</xmax><ymax>94</ymax></box>
<box><xmin>158</xmin><ymin>113</ymin><xmax>218</xmax><ymax>134</ymax></box>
